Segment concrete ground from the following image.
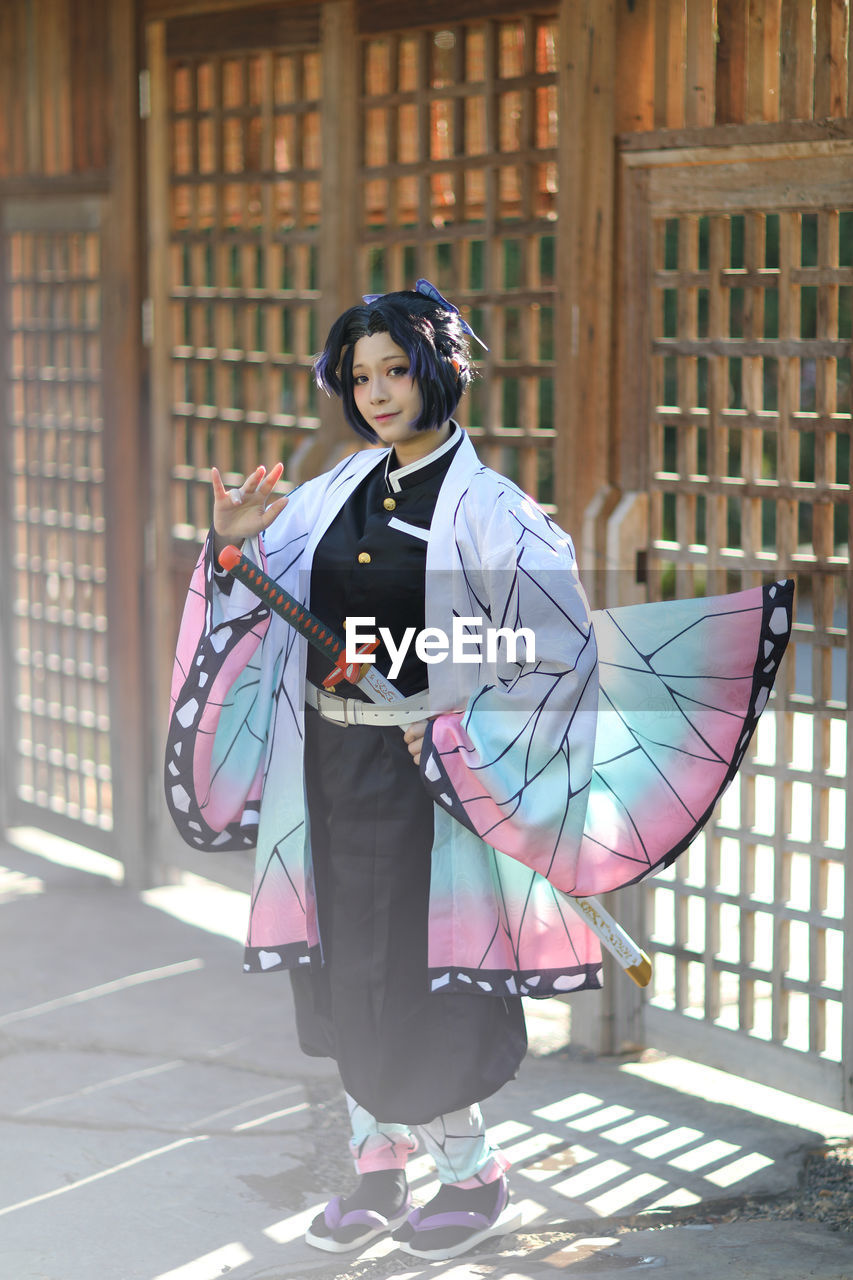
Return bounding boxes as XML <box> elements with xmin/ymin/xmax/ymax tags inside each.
<box><xmin>1</xmin><ymin>830</ymin><xmax>851</xmax><ymax>1280</ymax></box>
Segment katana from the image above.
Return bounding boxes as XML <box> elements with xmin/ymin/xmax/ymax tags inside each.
<box><xmin>219</xmin><ymin>543</ymin><xmax>652</xmax><ymax>988</ymax></box>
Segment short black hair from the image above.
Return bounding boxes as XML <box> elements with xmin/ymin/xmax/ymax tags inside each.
<box><xmin>314</xmin><ymin>290</ymin><xmax>475</xmax><ymax>441</ymax></box>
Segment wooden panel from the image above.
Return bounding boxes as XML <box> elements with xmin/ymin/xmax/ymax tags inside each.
<box><xmin>607</xmin><ymin>0</ymin><xmax>853</xmax><ymax>134</ymax></box>
<box><xmin>685</xmin><ymin>0</ymin><xmax>715</xmax><ymax>126</ymax></box>
<box><xmin>780</xmin><ymin>0</ymin><xmax>814</xmax><ymax>123</ymax></box>
<box><xmin>0</xmin><ymin>0</ymin><xmax>112</xmax><ymax>180</ymax></box>
<box><xmin>0</xmin><ymin>0</ymin><xmax>27</xmax><ymax>175</ymax></box>
<box><xmin>70</xmin><ymin>0</ymin><xmax>110</xmax><ymax>172</ymax></box>
<box><xmin>641</xmin><ymin>148</ymin><xmax>853</xmax><ymax>214</ymax></box>
<box><xmin>814</xmin><ymin>0</ymin><xmax>849</xmax><ymax>119</ymax></box>
<box><xmin>37</xmin><ymin>0</ymin><xmax>74</xmax><ymax>175</ymax></box>
<box><xmin>614</xmin><ymin>0</ymin><xmax>654</xmax><ymax>133</ymax></box>
<box><xmin>166</xmin><ymin>5</ymin><xmax>321</xmax><ymax>56</ymax></box>
<box><xmin>716</xmin><ymin>0</ymin><xmax>748</xmax><ymax>125</ymax></box>
<box><xmin>24</xmin><ymin>0</ymin><xmax>42</xmax><ymax>172</ymax></box>
<box><xmin>746</xmin><ymin>0</ymin><xmax>782</xmax><ymax>123</ymax></box>
<box><xmin>646</xmin><ymin>1010</ymin><xmax>844</xmax><ymax>1106</ymax></box>
<box><xmin>654</xmin><ymin>0</ymin><xmax>685</xmax><ymax>130</ymax></box>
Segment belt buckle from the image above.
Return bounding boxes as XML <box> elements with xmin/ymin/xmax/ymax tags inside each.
<box><xmin>327</xmin><ymin>690</ymin><xmax>349</xmax><ymax>726</ymax></box>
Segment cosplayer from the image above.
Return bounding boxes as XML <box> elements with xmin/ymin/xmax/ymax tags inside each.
<box><xmin>165</xmin><ymin>282</ymin><xmax>793</xmax><ymax>1261</ymax></box>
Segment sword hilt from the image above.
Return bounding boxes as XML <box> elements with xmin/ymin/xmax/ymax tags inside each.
<box><xmin>219</xmin><ymin>542</ymin><xmax>344</xmax><ymax>658</ymax></box>
<box><xmin>218</xmin><ymin>543</ymin><xmax>380</xmax><ymax>690</ymax></box>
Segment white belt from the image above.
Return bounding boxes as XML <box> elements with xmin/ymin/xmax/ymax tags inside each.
<box><xmin>305</xmin><ymin>682</ymin><xmax>430</xmax><ymax>727</ymax></box>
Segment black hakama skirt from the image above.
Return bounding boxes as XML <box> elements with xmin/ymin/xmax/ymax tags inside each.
<box><xmin>289</xmin><ymin>705</ymin><xmax>527</xmax><ymax>1125</ymax></box>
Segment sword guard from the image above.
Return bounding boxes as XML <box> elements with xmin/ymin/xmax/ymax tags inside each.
<box><xmin>322</xmin><ymin>639</ymin><xmax>380</xmax><ymax>689</ymax></box>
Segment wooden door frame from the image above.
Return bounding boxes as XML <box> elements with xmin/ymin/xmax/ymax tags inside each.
<box><xmin>0</xmin><ymin>0</ymin><xmax>149</xmax><ymax>883</ymax></box>
<box><xmin>613</xmin><ymin>138</ymin><xmax>853</xmax><ymax>1111</ymax></box>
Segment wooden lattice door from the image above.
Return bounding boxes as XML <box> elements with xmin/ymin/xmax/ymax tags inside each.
<box><xmin>0</xmin><ymin>199</ymin><xmax>115</xmax><ymax>849</ymax></box>
<box><xmin>357</xmin><ymin>14</ymin><xmax>560</xmax><ymax>508</ymax></box>
<box><xmin>146</xmin><ymin>15</ymin><xmax>325</xmax><ymax>590</ymax></box>
<box><xmin>620</xmin><ymin>144</ymin><xmax>853</xmax><ymax>1111</ymax></box>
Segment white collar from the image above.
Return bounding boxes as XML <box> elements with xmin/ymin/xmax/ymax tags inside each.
<box><xmin>384</xmin><ymin>422</ymin><xmax>461</xmax><ymax>493</ymax></box>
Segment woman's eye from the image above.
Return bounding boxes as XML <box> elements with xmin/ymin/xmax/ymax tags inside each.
<box><xmin>389</xmin><ymin>366</ymin><xmax>408</xmax><ymax>377</ymax></box>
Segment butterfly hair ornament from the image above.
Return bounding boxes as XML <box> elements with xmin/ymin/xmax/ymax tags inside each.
<box><xmin>363</xmin><ymin>277</ymin><xmax>489</xmax><ymax>352</ymax></box>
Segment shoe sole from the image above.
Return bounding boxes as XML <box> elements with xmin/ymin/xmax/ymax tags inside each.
<box><xmin>305</xmin><ymin>1206</ymin><xmax>410</xmax><ymax>1254</ymax></box>
<box><xmin>398</xmin><ymin>1204</ymin><xmax>523</xmax><ymax>1261</ymax></box>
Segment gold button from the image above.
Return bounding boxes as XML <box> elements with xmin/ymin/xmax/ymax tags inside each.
<box><xmin>383</xmin><ymin>497</ymin><xmax>397</xmax><ymax>511</ymax></box>
<box><xmin>357</xmin><ymin>551</ymin><xmax>372</xmax><ymax>564</ymax></box>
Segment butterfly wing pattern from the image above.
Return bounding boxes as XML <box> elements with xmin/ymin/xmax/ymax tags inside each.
<box><xmin>423</xmin><ymin>580</ymin><xmax>794</xmax><ymax>899</ymax></box>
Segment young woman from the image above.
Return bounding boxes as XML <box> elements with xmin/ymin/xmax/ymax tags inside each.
<box><xmin>165</xmin><ymin>282</ymin><xmax>792</xmax><ymax>1261</ymax></box>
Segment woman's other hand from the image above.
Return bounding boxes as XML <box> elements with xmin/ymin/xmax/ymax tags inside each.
<box><xmin>404</xmin><ymin>720</ymin><xmax>428</xmax><ymax>767</ymax></box>
<box><xmin>211</xmin><ymin>464</ymin><xmax>289</xmax><ymax>563</ymax></box>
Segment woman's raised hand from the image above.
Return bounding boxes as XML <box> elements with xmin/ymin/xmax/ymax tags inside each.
<box><xmin>211</xmin><ymin>464</ymin><xmax>289</xmax><ymax>558</ymax></box>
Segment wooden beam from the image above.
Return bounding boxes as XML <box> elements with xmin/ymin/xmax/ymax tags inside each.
<box><xmin>144</xmin><ymin>18</ymin><xmax>177</xmax><ymax>885</ymax></box>
<box><xmin>357</xmin><ymin>0</ymin><xmax>545</xmax><ymax>34</ymax></box>
<box><xmin>614</xmin><ymin>161</ymin><xmax>651</xmax><ymax>496</ymax></box>
<box><xmin>0</xmin><ymin>173</ymin><xmax>111</xmax><ymax>197</ymax></box>
<box><xmin>779</xmin><ymin>0</ymin><xmax>814</xmax><ymax>122</ymax></box>
<box><xmin>0</xmin><ymin>0</ymin><xmax>22</xmax><ymax>175</ymax></box>
<box><xmin>716</xmin><ymin>0</ymin><xmax>748</xmax><ymax>124</ymax></box>
<box><xmin>619</xmin><ymin>117</ymin><xmax>853</xmax><ymax>150</ymax></box>
<box><xmin>166</xmin><ymin>5</ymin><xmax>321</xmax><ymax>56</ymax></box>
<box><xmin>24</xmin><ymin>0</ymin><xmax>42</xmax><ymax>172</ymax></box>
<box><xmin>0</xmin><ymin>144</ymin><xmax>13</xmax><ymax>829</ymax></box>
<box><xmin>556</xmin><ymin>0</ymin><xmax>616</xmax><ymax>533</ymax></box>
<box><xmin>614</xmin><ymin>0</ymin><xmax>655</xmax><ymax>133</ymax></box>
<box><xmin>291</xmin><ymin>0</ymin><xmax>359</xmax><ymax>480</ymax></box>
<box><xmin>849</xmin><ymin>0</ymin><xmax>853</xmax><ymax>124</ymax></box>
<box><xmin>70</xmin><ymin>0</ymin><xmax>111</xmax><ymax>172</ymax></box>
<box><xmin>685</xmin><ymin>0</ymin><xmax>716</xmax><ymax>126</ymax></box>
<box><xmin>814</xmin><ymin>0</ymin><xmax>848</xmax><ymax>119</ymax></box>
<box><xmin>319</xmin><ymin>0</ymin><xmax>358</xmax><ymax>421</ymax></box>
<box><xmin>144</xmin><ymin>0</ymin><xmax>304</xmax><ymax>17</ymax></box>
<box><xmin>101</xmin><ymin>0</ymin><xmax>148</xmax><ymax>886</ymax></box>
<box><xmin>629</xmin><ymin>146</ymin><xmax>853</xmax><ymax>215</ymax></box>
<box><xmin>746</xmin><ymin>0</ymin><xmax>782</xmax><ymax>123</ymax></box>
<box><xmin>654</xmin><ymin>0</ymin><xmax>686</xmax><ymax>130</ymax></box>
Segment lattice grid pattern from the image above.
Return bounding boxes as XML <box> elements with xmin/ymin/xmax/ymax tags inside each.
<box><xmin>647</xmin><ymin>208</ymin><xmax>851</xmax><ymax>1068</ymax></box>
<box><xmin>168</xmin><ymin>48</ymin><xmax>323</xmax><ymax>541</ymax></box>
<box><xmin>358</xmin><ymin>16</ymin><xmax>559</xmax><ymax>506</ymax></box>
<box><xmin>4</xmin><ymin>228</ymin><xmax>112</xmax><ymax>830</ymax></box>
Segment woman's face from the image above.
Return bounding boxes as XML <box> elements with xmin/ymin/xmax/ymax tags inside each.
<box><xmin>351</xmin><ymin>333</ymin><xmax>426</xmax><ymax>448</ymax></box>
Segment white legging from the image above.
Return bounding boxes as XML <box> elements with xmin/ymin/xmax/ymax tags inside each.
<box><xmin>346</xmin><ymin>1093</ymin><xmax>508</xmax><ymax>1187</ymax></box>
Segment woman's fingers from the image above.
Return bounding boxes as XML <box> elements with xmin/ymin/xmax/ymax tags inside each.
<box><xmin>404</xmin><ymin>720</ymin><xmax>427</xmax><ymax>766</ymax></box>
<box><xmin>212</xmin><ymin>463</ymin><xmax>284</xmax><ymax>505</ymax></box>
<box><xmin>211</xmin><ymin>466</ymin><xmax>228</xmax><ymax>500</ymax></box>
<box><xmin>261</xmin><ymin>495</ymin><xmax>289</xmax><ymax>526</ymax></box>
<box><xmin>241</xmin><ymin>464</ymin><xmax>265</xmax><ymax>493</ymax></box>
<box><xmin>259</xmin><ymin>461</ymin><xmax>284</xmax><ymax>495</ymax></box>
